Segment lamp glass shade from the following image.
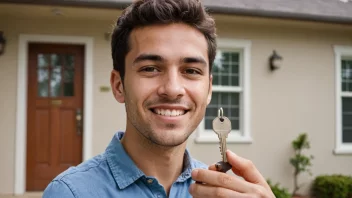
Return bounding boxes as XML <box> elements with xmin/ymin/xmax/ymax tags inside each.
<box><xmin>272</xmin><ymin>59</ymin><xmax>282</xmax><ymax>69</ymax></box>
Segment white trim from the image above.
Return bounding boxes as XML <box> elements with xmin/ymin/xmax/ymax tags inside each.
<box><xmin>341</xmin><ymin>92</ymin><xmax>352</xmax><ymax>97</ymax></box>
<box><xmin>14</xmin><ymin>34</ymin><xmax>94</xmax><ymax>195</ymax></box>
<box><xmin>195</xmin><ymin>38</ymin><xmax>252</xmax><ymax>143</ymax></box>
<box><xmin>212</xmin><ymin>86</ymin><xmax>243</xmax><ymax>92</ymax></box>
<box><xmin>333</xmin><ymin>45</ymin><xmax>352</xmax><ymax>155</ymax></box>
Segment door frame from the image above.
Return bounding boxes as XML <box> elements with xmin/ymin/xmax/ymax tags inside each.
<box><xmin>15</xmin><ymin>34</ymin><xmax>94</xmax><ymax>195</ymax></box>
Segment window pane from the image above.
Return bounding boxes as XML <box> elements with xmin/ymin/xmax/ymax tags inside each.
<box><xmin>231</xmin><ymin>75</ymin><xmax>239</xmax><ymax>86</ymax></box>
<box><xmin>206</xmin><ymin>107</ymin><xmax>218</xmax><ymax>117</ymax></box>
<box><xmin>343</xmin><ymin>97</ymin><xmax>352</xmax><ymax>113</ymax></box>
<box><xmin>213</xmin><ymin>75</ymin><xmax>220</xmax><ymax>86</ymax></box>
<box><xmin>232</xmin><ymin>107</ymin><xmax>239</xmax><ymax>118</ymax></box>
<box><xmin>64</xmin><ymin>82</ymin><xmax>74</xmax><ymax>96</ymax></box>
<box><xmin>37</xmin><ymin>69</ymin><xmax>49</xmax><ymax>97</ymax></box>
<box><xmin>205</xmin><ymin>92</ymin><xmax>240</xmax><ymax>130</ymax></box>
<box><xmin>342</xmin><ymin>97</ymin><xmax>352</xmax><ymax>143</ymax></box>
<box><xmin>342</xmin><ymin>60</ymin><xmax>352</xmax><ymax>92</ymax></box>
<box><xmin>342</xmin><ymin>82</ymin><xmax>348</xmax><ymax>92</ymax></box>
<box><xmin>64</xmin><ymin>69</ymin><xmax>74</xmax><ymax>82</ymax></box>
<box><xmin>205</xmin><ymin>118</ymin><xmax>212</xmax><ymax>130</ymax></box>
<box><xmin>223</xmin><ymin>52</ymin><xmax>230</xmax><ymax>63</ymax></box>
<box><xmin>220</xmin><ymin>63</ymin><xmax>230</xmax><ymax>74</ymax></box>
<box><xmin>221</xmin><ymin>75</ymin><xmax>229</xmax><ymax>86</ymax></box>
<box><xmin>50</xmin><ymin>67</ymin><xmax>62</xmax><ymax>97</ymax></box>
<box><xmin>64</xmin><ymin>55</ymin><xmax>75</xmax><ymax>69</ymax></box>
<box><xmin>343</xmin><ymin>114</ymin><xmax>352</xmax><ymax>127</ymax></box>
<box><xmin>231</xmin><ymin>53</ymin><xmax>239</xmax><ymax>62</ymax></box>
<box><xmin>63</xmin><ymin>69</ymin><xmax>74</xmax><ymax>96</ymax></box>
<box><xmin>38</xmin><ymin>54</ymin><xmax>49</xmax><ymax>68</ymax></box>
<box><xmin>210</xmin><ymin>92</ymin><xmax>219</xmax><ymax>105</ymax></box>
<box><xmin>51</xmin><ymin>54</ymin><xmax>62</xmax><ymax>68</ymax></box>
<box><xmin>231</xmin><ymin>118</ymin><xmax>239</xmax><ymax>130</ymax></box>
<box><xmin>212</xmin><ymin>50</ymin><xmax>240</xmax><ymax>87</ymax></box>
<box><xmin>342</xmin><ymin>129</ymin><xmax>352</xmax><ymax>143</ymax></box>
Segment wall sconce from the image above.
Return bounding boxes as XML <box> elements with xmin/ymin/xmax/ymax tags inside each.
<box><xmin>0</xmin><ymin>31</ymin><xmax>6</xmax><ymax>56</ymax></box>
<box><xmin>269</xmin><ymin>50</ymin><xmax>283</xmax><ymax>71</ymax></box>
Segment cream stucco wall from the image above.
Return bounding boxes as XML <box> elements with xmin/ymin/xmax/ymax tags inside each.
<box><xmin>0</xmin><ymin>3</ymin><xmax>351</xmax><ymax>195</ymax></box>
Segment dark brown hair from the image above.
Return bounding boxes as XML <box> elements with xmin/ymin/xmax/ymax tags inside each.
<box><xmin>111</xmin><ymin>0</ymin><xmax>217</xmax><ymax>81</ymax></box>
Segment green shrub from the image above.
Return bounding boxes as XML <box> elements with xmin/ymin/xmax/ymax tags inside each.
<box><xmin>267</xmin><ymin>179</ymin><xmax>291</xmax><ymax>198</ymax></box>
<box><xmin>312</xmin><ymin>174</ymin><xmax>352</xmax><ymax>198</ymax></box>
<box><xmin>290</xmin><ymin>133</ymin><xmax>314</xmax><ymax>196</ymax></box>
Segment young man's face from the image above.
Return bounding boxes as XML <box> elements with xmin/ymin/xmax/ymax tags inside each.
<box><xmin>112</xmin><ymin>23</ymin><xmax>212</xmax><ymax>147</ymax></box>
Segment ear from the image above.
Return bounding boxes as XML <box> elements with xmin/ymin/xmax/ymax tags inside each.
<box><xmin>110</xmin><ymin>70</ymin><xmax>125</xmax><ymax>103</ymax></box>
<box><xmin>207</xmin><ymin>74</ymin><xmax>213</xmax><ymax>105</ymax></box>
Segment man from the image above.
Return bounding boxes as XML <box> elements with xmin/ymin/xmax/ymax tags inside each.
<box><xmin>43</xmin><ymin>0</ymin><xmax>275</xmax><ymax>197</ymax></box>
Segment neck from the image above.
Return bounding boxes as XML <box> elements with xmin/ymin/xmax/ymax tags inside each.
<box><xmin>121</xmin><ymin>128</ymin><xmax>186</xmax><ymax>195</ymax></box>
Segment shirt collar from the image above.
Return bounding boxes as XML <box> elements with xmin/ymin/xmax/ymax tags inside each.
<box><xmin>105</xmin><ymin>131</ymin><xmax>206</xmax><ymax>189</ymax></box>
<box><xmin>106</xmin><ymin>132</ymin><xmax>144</xmax><ymax>189</ymax></box>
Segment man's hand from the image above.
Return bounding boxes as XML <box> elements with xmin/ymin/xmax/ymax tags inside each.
<box><xmin>189</xmin><ymin>150</ymin><xmax>275</xmax><ymax>198</ymax></box>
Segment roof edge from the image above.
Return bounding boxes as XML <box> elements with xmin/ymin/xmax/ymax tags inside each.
<box><xmin>1</xmin><ymin>0</ymin><xmax>352</xmax><ymax>24</ymax></box>
<box><xmin>207</xmin><ymin>6</ymin><xmax>352</xmax><ymax>25</ymax></box>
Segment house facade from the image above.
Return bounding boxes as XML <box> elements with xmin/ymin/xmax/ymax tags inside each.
<box><xmin>0</xmin><ymin>0</ymin><xmax>351</xmax><ymax>196</ymax></box>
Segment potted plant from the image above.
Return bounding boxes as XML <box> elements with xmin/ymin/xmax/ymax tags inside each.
<box><xmin>289</xmin><ymin>133</ymin><xmax>314</xmax><ymax>198</ymax></box>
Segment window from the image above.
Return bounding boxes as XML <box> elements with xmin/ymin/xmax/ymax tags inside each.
<box><xmin>334</xmin><ymin>46</ymin><xmax>352</xmax><ymax>154</ymax></box>
<box><xmin>195</xmin><ymin>39</ymin><xmax>252</xmax><ymax>143</ymax></box>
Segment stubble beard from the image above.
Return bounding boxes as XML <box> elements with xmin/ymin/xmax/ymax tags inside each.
<box><xmin>124</xmin><ymin>95</ymin><xmax>197</xmax><ymax>148</ymax></box>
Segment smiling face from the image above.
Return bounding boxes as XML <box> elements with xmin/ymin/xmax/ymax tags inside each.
<box><xmin>111</xmin><ymin>23</ymin><xmax>212</xmax><ymax>147</ymax></box>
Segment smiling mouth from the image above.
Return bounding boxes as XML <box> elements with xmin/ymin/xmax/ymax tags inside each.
<box><xmin>150</xmin><ymin>108</ymin><xmax>188</xmax><ymax>117</ymax></box>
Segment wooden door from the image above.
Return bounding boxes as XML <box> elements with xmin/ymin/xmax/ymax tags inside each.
<box><xmin>26</xmin><ymin>43</ymin><xmax>84</xmax><ymax>191</ymax></box>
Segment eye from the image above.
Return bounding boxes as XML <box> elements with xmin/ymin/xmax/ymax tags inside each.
<box><xmin>140</xmin><ymin>66</ymin><xmax>159</xmax><ymax>73</ymax></box>
<box><xmin>184</xmin><ymin>68</ymin><xmax>201</xmax><ymax>75</ymax></box>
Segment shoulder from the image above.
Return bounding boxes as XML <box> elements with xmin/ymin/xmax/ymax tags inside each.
<box><xmin>43</xmin><ymin>180</ymin><xmax>76</xmax><ymax>198</ymax></box>
<box><xmin>43</xmin><ymin>153</ymin><xmax>110</xmax><ymax>197</ymax></box>
<box><xmin>55</xmin><ymin>153</ymin><xmax>107</xmax><ymax>181</ymax></box>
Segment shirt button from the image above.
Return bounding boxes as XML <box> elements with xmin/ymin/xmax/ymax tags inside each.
<box><xmin>147</xmin><ymin>179</ymin><xmax>153</xmax><ymax>184</ymax></box>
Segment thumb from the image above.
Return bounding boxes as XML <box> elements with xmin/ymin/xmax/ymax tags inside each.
<box><xmin>227</xmin><ymin>150</ymin><xmax>266</xmax><ymax>185</ymax></box>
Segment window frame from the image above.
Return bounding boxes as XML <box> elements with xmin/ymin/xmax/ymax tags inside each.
<box><xmin>194</xmin><ymin>38</ymin><xmax>252</xmax><ymax>143</ymax></box>
<box><xmin>334</xmin><ymin>45</ymin><xmax>352</xmax><ymax>154</ymax></box>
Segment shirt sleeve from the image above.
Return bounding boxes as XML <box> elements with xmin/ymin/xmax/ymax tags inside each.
<box><xmin>43</xmin><ymin>180</ymin><xmax>76</xmax><ymax>198</ymax></box>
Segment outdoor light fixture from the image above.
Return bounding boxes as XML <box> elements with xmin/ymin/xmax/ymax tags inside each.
<box><xmin>0</xmin><ymin>31</ymin><xmax>6</xmax><ymax>56</ymax></box>
<box><xmin>269</xmin><ymin>50</ymin><xmax>283</xmax><ymax>71</ymax></box>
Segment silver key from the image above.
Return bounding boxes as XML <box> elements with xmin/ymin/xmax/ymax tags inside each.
<box><xmin>212</xmin><ymin>108</ymin><xmax>231</xmax><ymax>162</ymax></box>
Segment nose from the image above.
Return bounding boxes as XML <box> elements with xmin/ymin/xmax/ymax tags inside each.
<box><xmin>157</xmin><ymin>69</ymin><xmax>185</xmax><ymax>100</ymax></box>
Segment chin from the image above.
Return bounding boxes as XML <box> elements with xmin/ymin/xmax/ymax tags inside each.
<box><xmin>148</xmin><ymin>129</ymin><xmax>191</xmax><ymax>147</ymax></box>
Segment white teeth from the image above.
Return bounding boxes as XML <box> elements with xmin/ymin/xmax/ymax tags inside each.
<box><xmin>171</xmin><ymin>110</ymin><xmax>176</xmax><ymax>116</ymax></box>
<box><xmin>154</xmin><ymin>109</ymin><xmax>185</xmax><ymax>116</ymax></box>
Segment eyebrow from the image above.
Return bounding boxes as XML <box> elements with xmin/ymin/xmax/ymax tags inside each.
<box><xmin>133</xmin><ymin>53</ymin><xmax>207</xmax><ymax>67</ymax></box>
<box><xmin>133</xmin><ymin>54</ymin><xmax>165</xmax><ymax>65</ymax></box>
<box><xmin>181</xmin><ymin>56</ymin><xmax>207</xmax><ymax>67</ymax></box>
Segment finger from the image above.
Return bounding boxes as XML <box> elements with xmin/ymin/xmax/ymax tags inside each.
<box><xmin>208</xmin><ymin>164</ymin><xmax>216</xmax><ymax>171</ymax></box>
<box><xmin>226</xmin><ymin>150</ymin><xmax>267</xmax><ymax>186</ymax></box>
<box><xmin>189</xmin><ymin>183</ymin><xmax>247</xmax><ymax>198</ymax></box>
<box><xmin>191</xmin><ymin>168</ymin><xmax>254</xmax><ymax>193</ymax></box>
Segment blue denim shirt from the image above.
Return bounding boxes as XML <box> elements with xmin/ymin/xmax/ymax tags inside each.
<box><xmin>43</xmin><ymin>132</ymin><xmax>207</xmax><ymax>198</ymax></box>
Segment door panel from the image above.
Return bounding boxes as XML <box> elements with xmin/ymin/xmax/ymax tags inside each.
<box><xmin>26</xmin><ymin>43</ymin><xmax>84</xmax><ymax>191</ymax></box>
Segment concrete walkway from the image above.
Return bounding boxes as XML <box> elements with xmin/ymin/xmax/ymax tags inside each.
<box><xmin>0</xmin><ymin>192</ymin><xmax>42</xmax><ymax>198</ymax></box>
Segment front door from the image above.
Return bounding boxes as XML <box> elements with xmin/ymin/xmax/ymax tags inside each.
<box><xmin>26</xmin><ymin>43</ymin><xmax>84</xmax><ymax>191</ymax></box>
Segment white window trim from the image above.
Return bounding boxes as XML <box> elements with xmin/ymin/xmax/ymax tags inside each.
<box><xmin>194</xmin><ymin>38</ymin><xmax>252</xmax><ymax>143</ymax></box>
<box><xmin>14</xmin><ymin>34</ymin><xmax>94</xmax><ymax>195</ymax></box>
<box><xmin>334</xmin><ymin>45</ymin><xmax>352</xmax><ymax>154</ymax></box>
